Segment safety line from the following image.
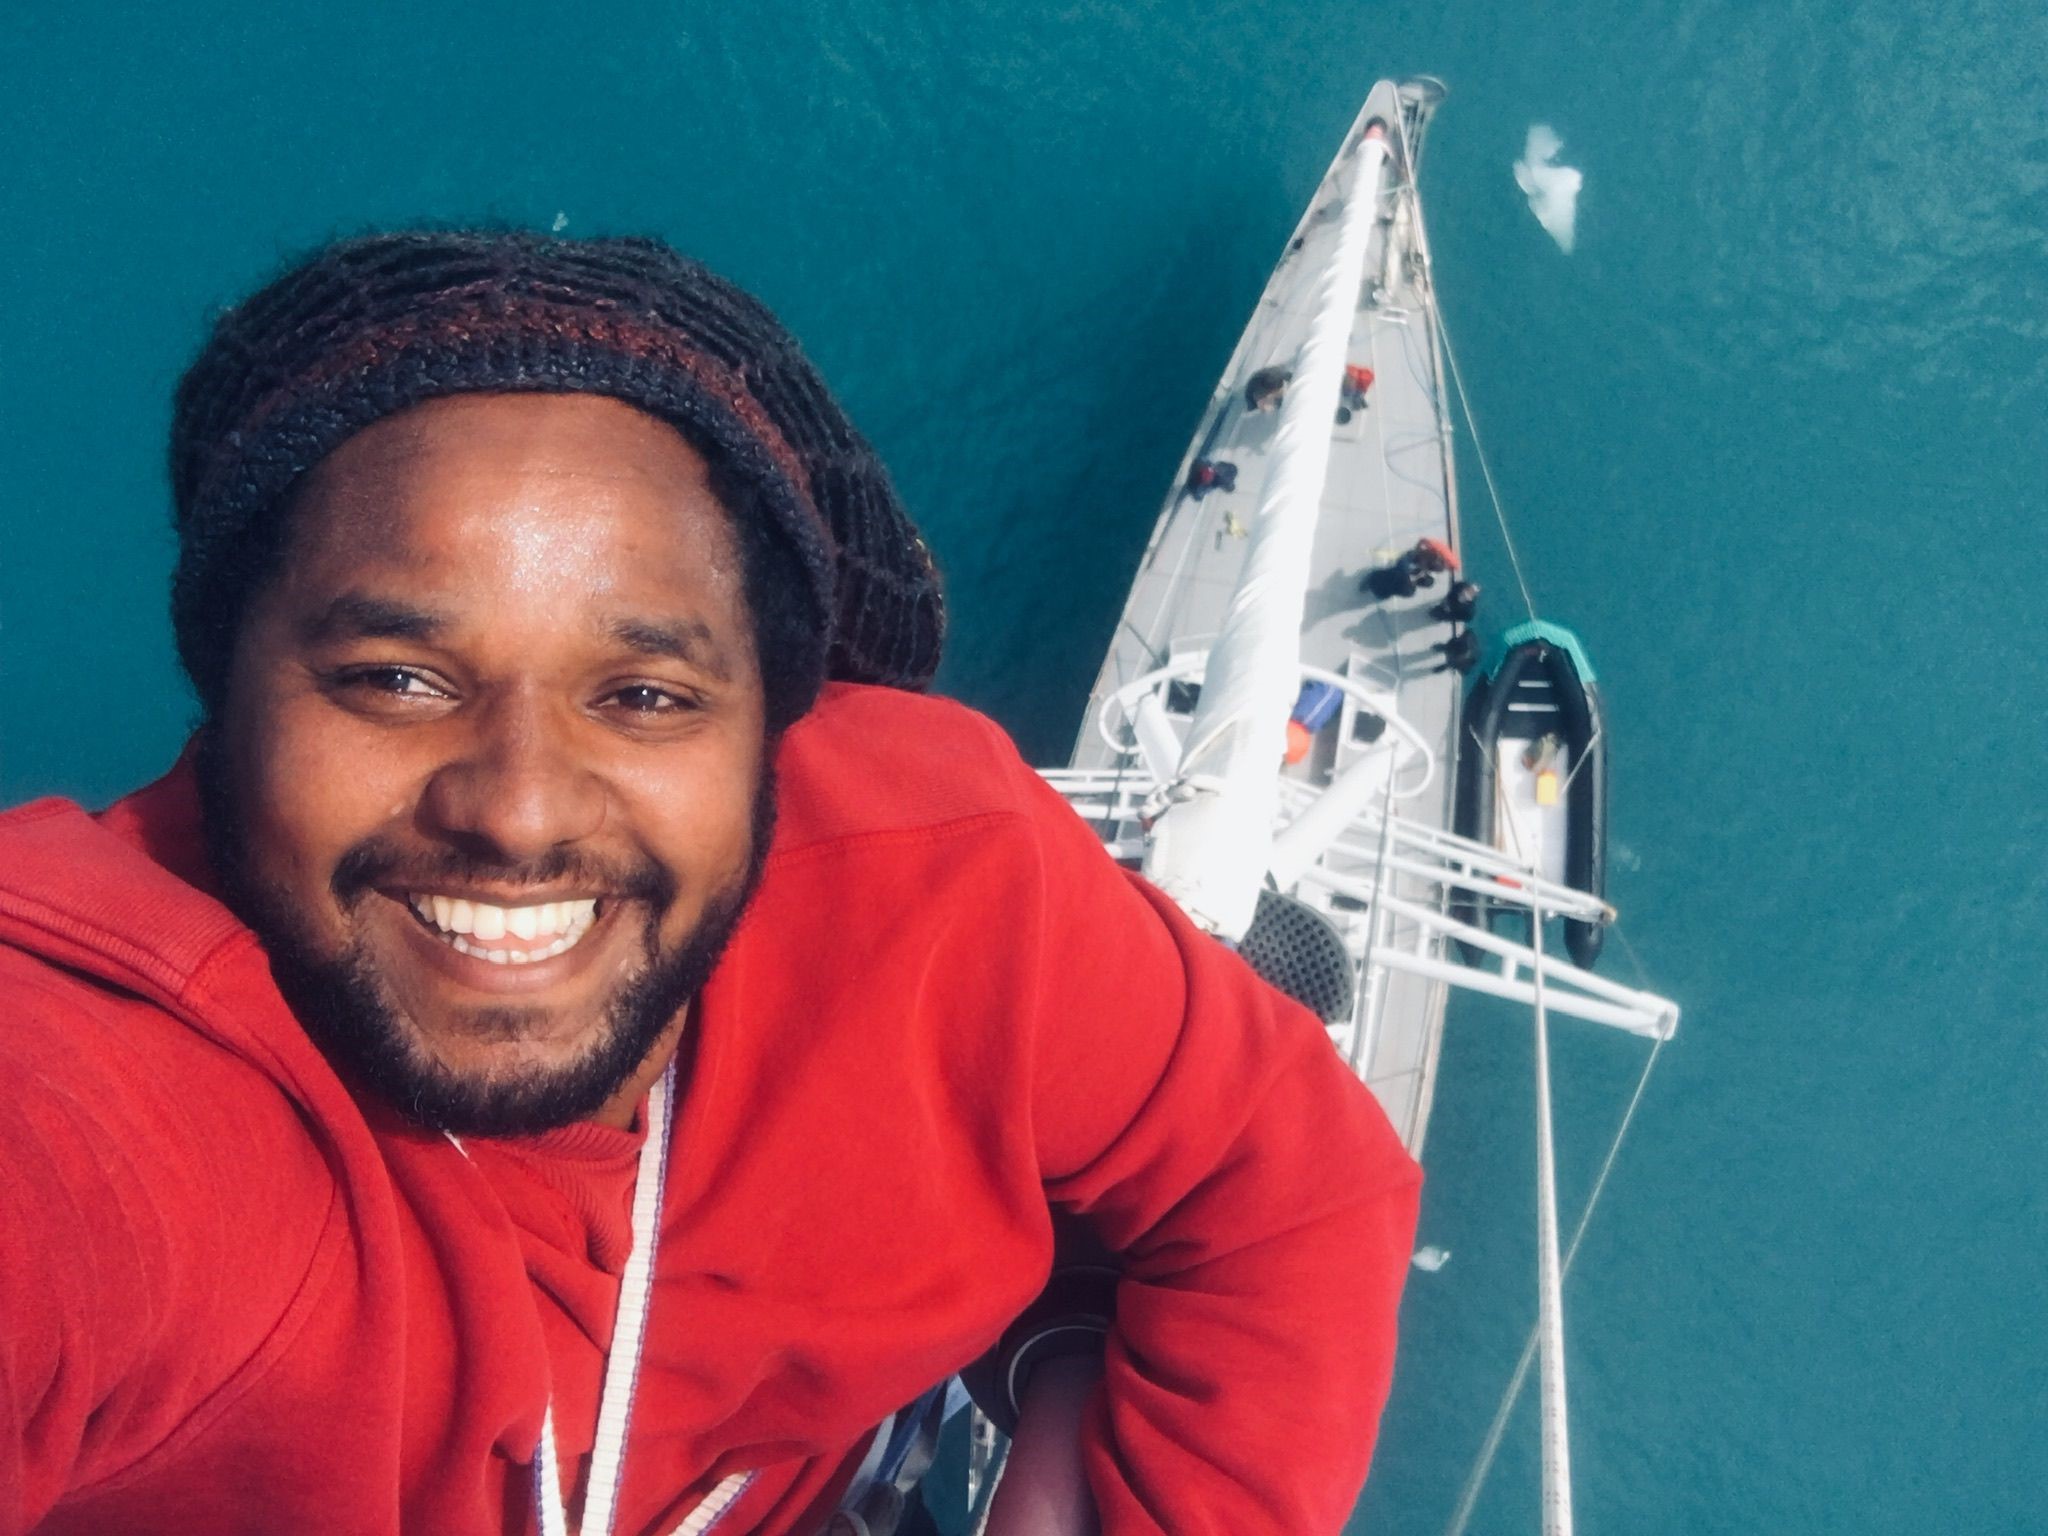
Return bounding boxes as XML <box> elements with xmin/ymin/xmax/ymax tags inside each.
<box><xmin>1435</xmin><ymin>312</ymin><xmax>1538</xmax><ymax>623</ymax></box>
<box><xmin>1442</xmin><ymin>954</ymin><xmax>1669</xmax><ymax>1536</ymax></box>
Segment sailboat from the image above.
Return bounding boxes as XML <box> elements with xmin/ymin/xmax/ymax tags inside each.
<box><xmin>1023</xmin><ymin>75</ymin><xmax>1681</xmax><ymax>1532</ymax></box>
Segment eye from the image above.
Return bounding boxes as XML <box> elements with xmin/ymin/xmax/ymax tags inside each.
<box><xmin>342</xmin><ymin>666</ymin><xmax>449</xmax><ymax>699</ymax></box>
<box><xmin>602</xmin><ymin>684</ymin><xmax>697</xmax><ymax>715</ymax></box>
<box><xmin>314</xmin><ymin>663</ymin><xmax>459</xmax><ymax>721</ymax></box>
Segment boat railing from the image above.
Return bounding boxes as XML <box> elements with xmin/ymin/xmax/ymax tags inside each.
<box><xmin>1092</xmin><ymin>652</ymin><xmax>1437</xmax><ymax>800</ymax></box>
<box><xmin>1306</xmin><ymin>865</ymin><xmax>1677</xmax><ymax>1041</ymax></box>
<box><xmin>1038</xmin><ymin>770</ymin><xmax>1680</xmax><ymax>1042</ymax></box>
<box><xmin>1296</xmin><ymin>795</ymin><xmax>1611</xmax><ymax>922</ymax></box>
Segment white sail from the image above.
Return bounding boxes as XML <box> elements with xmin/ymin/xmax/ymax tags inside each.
<box><xmin>1143</xmin><ymin>127</ymin><xmax>1392</xmax><ymax>940</ymax></box>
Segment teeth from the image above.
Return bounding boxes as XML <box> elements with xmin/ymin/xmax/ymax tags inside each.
<box><xmin>443</xmin><ymin>931</ymin><xmax>587</xmax><ymax>964</ymax></box>
<box><xmin>405</xmin><ymin>893</ymin><xmax>600</xmax><ymax>964</ymax></box>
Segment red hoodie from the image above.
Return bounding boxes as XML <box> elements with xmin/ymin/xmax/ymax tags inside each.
<box><xmin>0</xmin><ymin>684</ymin><xmax>1420</xmax><ymax>1535</ymax></box>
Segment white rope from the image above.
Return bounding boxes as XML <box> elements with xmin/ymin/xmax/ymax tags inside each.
<box><xmin>663</xmin><ymin>1471</ymin><xmax>756</xmax><ymax>1535</ymax></box>
<box><xmin>577</xmin><ymin>1060</ymin><xmax>676</xmax><ymax>1536</ymax></box>
<box><xmin>1528</xmin><ymin>898</ymin><xmax>1575</xmax><ymax>1536</ymax></box>
<box><xmin>1556</xmin><ymin>723</ymin><xmax>1604</xmax><ymax>800</ymax></box>
<box><xmin>1435</xmin><ymin>311</ymin><xmax>1538</xmax><ymax>622</ymax></box>
<box><xmin>445</xmin><ymin>1061</ymin><xmax>681</xmax><ymax>1536</ymax></box>
<box><xmin>1443</xmin><ymin>952</ymin><xmax>1670</xmax><ymax>1536</ymax></box>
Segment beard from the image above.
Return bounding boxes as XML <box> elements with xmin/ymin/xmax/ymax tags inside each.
<box><xmin>197</xmin><ymin>731</ymin><xmax>776</xmax><ymax>1137</ymax></box>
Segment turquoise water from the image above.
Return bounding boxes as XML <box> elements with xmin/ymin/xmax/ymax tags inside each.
<box><xmin>5</xmin><ymin>5</ymin><xmax>2045</xmax><ymax>1531</ymax></box>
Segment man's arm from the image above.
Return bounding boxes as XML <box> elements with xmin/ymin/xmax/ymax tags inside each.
<box><xmin>986</xmin><ymin>1354</ymin><xmax>1104</xmax><ymax>1536</ymax></box>
<box><xmin>1008</xmin><ymin>755</ymin><xmax>1422</xmax><ymax>1535</ymax></box>
<box><xmin>0</xmin><ymin>970</ymin><xmax>332</xmax><ymax>1530</ymax></box>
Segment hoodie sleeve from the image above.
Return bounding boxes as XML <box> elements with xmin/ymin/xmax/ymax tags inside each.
<box><xmin>999</xmin><ymin>743</ymin><xmax>1423</xmax><ymax>1535</ymax></box>
<box><xmin>0</xmin><ymin>960</ymin><xmax>334</xmax><ymax>1531</ymax></box>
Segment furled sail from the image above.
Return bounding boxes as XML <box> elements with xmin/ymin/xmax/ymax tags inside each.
<box><xmin>1143</xmin><ymin>125</ymin><xmax>1391</xmax><ymax>940</ymax></box>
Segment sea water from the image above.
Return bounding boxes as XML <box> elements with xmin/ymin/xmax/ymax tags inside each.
<box><xmin>4</xmin><ymin>3</ymin><xmax>2043</xmax><ymax>1530</ymax></box>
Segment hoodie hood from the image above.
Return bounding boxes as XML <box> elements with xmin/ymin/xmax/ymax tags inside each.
<box><xmin>0</xmin><ymin>754</ymin><xmax>345</xmax><ymax>1105</ymax></box>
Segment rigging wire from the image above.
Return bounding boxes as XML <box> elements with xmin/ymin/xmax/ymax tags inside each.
<box><xmin>1393</xmin><ymin>77</ymin><xmax>1667</xmax><ymax>1534</ymax></box>
<box><xmin>1441</xmin><ymin>927</ymin><xmax>1671</xmax><ymax>1536</ymax></box>
<box><xmin>1435</xmin><ymin>313</ymin><xmax>1539</xmax><ymax>623</ymax></box>
<box><xmin>1555</xmin><ymin>722</ymin><xmax>1605</xmax><ymax>802</ymax></box>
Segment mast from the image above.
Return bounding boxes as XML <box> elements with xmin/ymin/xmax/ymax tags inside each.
<box><xmin>1144</xmin><ymin>123</ymin><xmax>1392</xmax><ymax>939</ymax></box>
<box><xmin>1530</xmin><ymin>900</ymin><xmax>1575</xmax><ymax>1535</ymax></box>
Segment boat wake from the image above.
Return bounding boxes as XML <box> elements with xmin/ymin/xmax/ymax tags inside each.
<box><xmin>1514</xmin><ymin>124</ymin><xmax>1581</xmax><ymax>254</ymax></box>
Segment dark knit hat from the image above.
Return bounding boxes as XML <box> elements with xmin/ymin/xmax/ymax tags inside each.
<box><xmin>170</xmin><ymin>229</ymin><xmax>944</xmax><ymax>723</ymax></box>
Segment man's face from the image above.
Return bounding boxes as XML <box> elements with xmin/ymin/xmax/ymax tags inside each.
<box><xmin>212</xmin><ymin>393</ymin><xmax>771</xmax><ymax>1134</ymax></box>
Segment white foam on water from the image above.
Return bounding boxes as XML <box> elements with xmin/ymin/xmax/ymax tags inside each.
<box><xmin>1513</xmin><ymin>124</ymin><xmax>1581</xmax><ymax>254</ymax></box>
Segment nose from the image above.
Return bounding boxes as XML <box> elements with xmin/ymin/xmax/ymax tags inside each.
<box><xmin>418</xmin><ymin>693</ymin><xmax>607</xmax><ymax>861</ymax></box>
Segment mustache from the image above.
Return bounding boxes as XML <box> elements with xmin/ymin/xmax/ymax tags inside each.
<box><xmin>330</xmin><ymin>838</ymin><xmax>677</xmax><ymax>910</ymax></box>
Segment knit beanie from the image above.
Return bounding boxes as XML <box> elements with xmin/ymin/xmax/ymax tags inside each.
<box><xmin>169</xmin><ymin>229</ymin><xmax>944</xmax><ymax>725</ymax></box>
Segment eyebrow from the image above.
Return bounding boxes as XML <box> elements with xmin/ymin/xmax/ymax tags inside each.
<box><xmin>607</xmin><ymin>616</ymin><xmax>732</xmax><ymax>680</ymax></box>
<box><xmin>295</xmin><ymin>593</ymin><xmax>733</xmax><ymax>678</ymax></box>
<box><xmin>299</xmin><ymin>593</ymin><xmax>447</xmax><ymax>646</ymax></box>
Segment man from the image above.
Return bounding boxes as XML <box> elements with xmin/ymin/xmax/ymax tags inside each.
<box><xmin>0</xmin><ymin>232</ymin><xmax>1420</xmax><ymax>1535</ymax></box>
<box><xmin>1429</xmin><ymin>580</ymin><xmax>1481</xmax><ymax>626</ymax></box>
<box><xmin>1433</xmin><ymin>630</ymin><xmax>1481</xmax><ymax>675</ymax></box>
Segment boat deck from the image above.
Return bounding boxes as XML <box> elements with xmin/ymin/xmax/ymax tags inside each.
<box><xmin>1061</xmin><ymin>80</ymin><xmax>1463</xmax><ymax>1155</ymax></box>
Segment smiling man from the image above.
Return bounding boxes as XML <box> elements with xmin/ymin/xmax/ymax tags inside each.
<box><xmin>207</xmin><ymin>393</ymin><xmax>774</xmax><ymax>1138</ymax></box>
<box><xmin>0</xmin><ymin>232</ymin><xmax>1419</xmax><ymax>1536</ymax></box>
